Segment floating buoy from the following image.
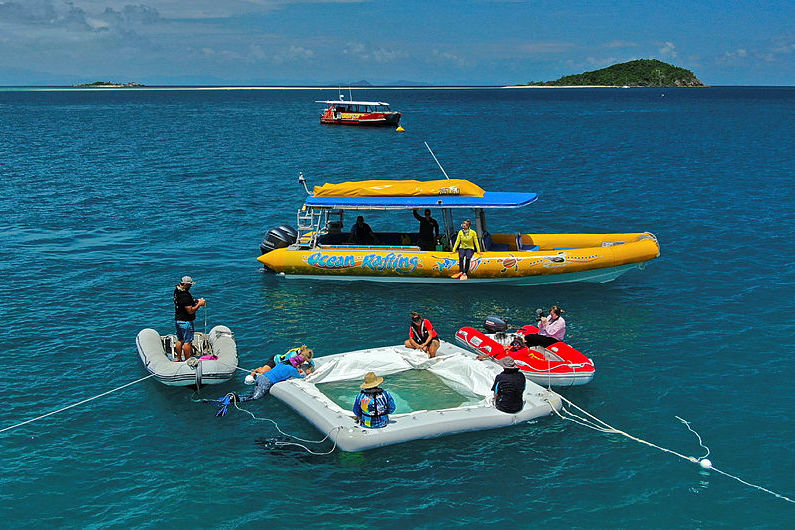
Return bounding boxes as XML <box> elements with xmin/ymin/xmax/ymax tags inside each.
<box><xmin>396</xmin><ymin>126</ymin><xmax>405</xmax><ymax>132</ymax></box>
<box><xmin>699</xmin><ymin>458</ymin><xmax>713</xmax><ymax>469</ymax></box>
<box><xmin>244</xmin><ymin>374</ymin><xmax>256</xmax><ymax>385</ymax></box>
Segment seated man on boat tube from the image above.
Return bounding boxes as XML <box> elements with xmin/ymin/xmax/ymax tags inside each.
<box><xmin>492</xmin><ymin>357</ymin><xmax>525</xmax><ymax>414</ymax></box>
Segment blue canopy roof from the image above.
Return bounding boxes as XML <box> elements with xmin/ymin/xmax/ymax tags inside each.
<box><xmin>304</xmin><ymin>191</ymin><xmax>538</xmax><ymax>210</ymax></box>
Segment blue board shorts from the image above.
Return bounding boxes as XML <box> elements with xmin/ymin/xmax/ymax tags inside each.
<box><xmin>175</xmin><ymin>320</ymin><xmax>195</xmax><ymax>343</ymax></box>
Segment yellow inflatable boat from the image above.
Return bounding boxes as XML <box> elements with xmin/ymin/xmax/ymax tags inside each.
<box><xmin>257</xmin><ymin>178</ymin><xmax>659</xmax><ymax>285</ymax></box>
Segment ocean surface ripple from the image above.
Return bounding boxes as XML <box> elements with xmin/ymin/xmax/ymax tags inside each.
<box><xmin>0</xmin><ymin>87</ymin><xmax>793</xmax><ymax>527</ymax></box>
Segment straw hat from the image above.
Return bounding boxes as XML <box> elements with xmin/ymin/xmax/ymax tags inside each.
<box><xmin>360</xmin><ymin>371</ymin><xmax>384</xmax><ymax>389</ymax></box>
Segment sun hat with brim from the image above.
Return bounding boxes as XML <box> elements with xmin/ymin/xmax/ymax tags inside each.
<box><xmin>500</xmin><ymin>357</ymin><xmax>518</xmax><ymax>370</ymax></box>
<box><xmin>180</xmin><ymin>276</ymin><xmax>196</xmax><ymax>285</ymax></box>
<box><xmin>360</xmin><ymin>371</ymin><xmax>384</xmax><ymax>389</ymax></box>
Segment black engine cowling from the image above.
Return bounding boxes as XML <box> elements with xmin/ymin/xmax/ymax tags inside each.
<box><xmin>484</xmin><ymin>314</ymin><xmax>508</xmax><ymax>333</ymax></box>
<box><xmin>259</xmin><ymin>225</ymin><xmax>298</xmax><ymax>255</ymax></box>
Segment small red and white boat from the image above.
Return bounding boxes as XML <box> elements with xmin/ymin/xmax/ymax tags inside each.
<box><xmin>317</xmin><ymin>99</ymin><xmax>401</xmax><ymax>126</ymax></box>
<box><xmin>455</xmin><ymin>317</ymin><xmax>595</xmax><ymax>387</ymax></box>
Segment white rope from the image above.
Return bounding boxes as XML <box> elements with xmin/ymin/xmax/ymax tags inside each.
<box><xmin>548</xmin><ymin>395</ymin><xmax>795</xmax><ymax>504</ymax></box>
<box><xmin>675</xmin><ymin>415</ymin><xmax>710</xmax><ymax>459</ymax></box>
<box><xmin>0</xmin><ymin>374</ymin><xmax>157</xmax><ymax>434</ymax></box>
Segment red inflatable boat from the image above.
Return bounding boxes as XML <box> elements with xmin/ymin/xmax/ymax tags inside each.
<box><xmin>455</xmin><ymin>323</ymin><xmax>595</xmax><ymax>387</ymax></box>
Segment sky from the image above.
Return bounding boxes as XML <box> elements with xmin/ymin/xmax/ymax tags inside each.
<box><xmin>0</xmin><ymin>0</ymin><xmax>792</xmax><ymax>86</ymax></box>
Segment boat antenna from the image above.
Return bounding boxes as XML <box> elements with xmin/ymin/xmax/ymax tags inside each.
<box><xmin>424</xmin><ymin>142</ymin><xmax>451</xmax><ymax>180</ymax></box>
<box><xmin>298</xmin><ymin>172</ymin><xmax>311</xmax><ymax>195</ymax></box>
<box><xmin>349</xmin><ymin>86</ymin><xmax>353</xmax><ymax>101</ymax></box>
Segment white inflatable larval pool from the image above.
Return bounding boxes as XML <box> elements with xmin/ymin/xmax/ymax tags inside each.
<box><xmin>270</xmin><ymin>340</ymin><xmax>561</xmax><ymax>452</ymax></box>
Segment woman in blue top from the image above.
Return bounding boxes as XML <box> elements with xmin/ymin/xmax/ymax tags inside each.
<box><xmin>239</xmin><ymin>360</ymin><xmax>306</xmax><ymax>402</ymax></box>
<box><xmin>352</xmin><ymin>372</ymin><xmax>396</xmax><ymax>429</ymax></box>
<box><xmin>210</xmin><ymin>358</ymin><xmax>307</xmax><ymax>416</ymax></box>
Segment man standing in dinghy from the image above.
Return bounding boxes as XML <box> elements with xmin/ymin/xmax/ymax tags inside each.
<box><xmin>173</xmin><ymin>275</ymin><xmax>206</xmax><ymax>362</ymax></box>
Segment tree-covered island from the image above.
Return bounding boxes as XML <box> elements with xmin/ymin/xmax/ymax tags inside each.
<box><xmin>527</xmin><ymin>59</ymin><xmax>706</xmax><ymax>87</ymax></box>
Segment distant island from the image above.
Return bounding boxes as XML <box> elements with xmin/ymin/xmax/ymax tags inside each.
<box><xmin>73</xmin><ymin>81</ymin><xmax>145</xmax><ymax>88</ymax></box>
<box><xmin>526</xmin><ymin>59</ymin><xmax>706</xmax><ymax>87</ymax></box>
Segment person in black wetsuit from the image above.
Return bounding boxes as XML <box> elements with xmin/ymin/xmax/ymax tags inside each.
<box><xmin>349</xmin><ymin>216</ymin><xmax>379</xmax><ymax>245</ymax></box>
<box><xmin>412</xmin><ymin>208</ymin><xmax>439</xmax><ymax>250</ymax></box>
<box><xmin>173</xmin><ymin>275</ymin><xmax>206</xmax><ymax>362</ymax></box>
<box><xmin>491</xmin><ymin>356</ymin><xmax>526</xmax><ymax>413</ymax></box>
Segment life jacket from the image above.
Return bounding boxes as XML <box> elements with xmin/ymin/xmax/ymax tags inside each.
<box><xmin>273</xmin><ymin>346</ymin><xmax>302</xmax><ymax>365</ymax></box>
<box><xmin>410</xmin><ymin>319</ymin><xmax>437</xmax><ymax>343</ymax></box>
<box><xmin>358</xmin><ymin>388</ymin><xmax>384</xmax><ymax>418</ymax></box>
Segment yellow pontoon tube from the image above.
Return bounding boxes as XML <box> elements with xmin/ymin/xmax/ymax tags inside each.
<box><xmin>257</xmin><ymin>179</ymin><xmax>660</xmax><ymax>285</ymax></box>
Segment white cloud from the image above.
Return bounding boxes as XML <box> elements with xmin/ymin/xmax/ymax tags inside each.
<box><xmin>272</xmin><ymin>45</ymin><xmax>315</xmax><ymax>64</ymax></box>
<box><xmin>431</xmin><ymin>49</ymin><xmax>467</xmax><ymax>67</ymax></box>
<box><xmin>343</xmin><ymin>41</ymin><xmax>406</xmax><ymax>63</ymax></box>
<box><xmin>584</xmin><ymin>56</ymin><xmax>621</xmax><ymax>68</ymax></box>
<box><xmin>719</xmin><ymin>41</ymin><xmax>794</xmax><ymax>65</ymax></box>
<box><xmin>658</xmin><ymin>41</ymin><xmax>678</xmax><ymax>59</ymax></box>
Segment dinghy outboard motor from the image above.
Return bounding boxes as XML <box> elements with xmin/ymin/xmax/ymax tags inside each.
<box><xmin>484</xmin><ymin>315</ymin><xmax>509</xmax><ymax>333</ymax></box>
<box><xmin>259</xmin><ymin>225</ymin><xmax>298</xmax><ymax>255</ymax></box>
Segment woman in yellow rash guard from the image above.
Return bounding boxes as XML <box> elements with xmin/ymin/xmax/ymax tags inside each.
<box><xmin>451</xmin><ymin>219</ymin><xmax>481</xmax><ymax>280</ymax></box>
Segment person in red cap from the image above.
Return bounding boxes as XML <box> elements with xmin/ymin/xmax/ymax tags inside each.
<box><xmin>172</xmin><ymin>275</ymin><xmax>206</xmax><ymax>361</ymax></box>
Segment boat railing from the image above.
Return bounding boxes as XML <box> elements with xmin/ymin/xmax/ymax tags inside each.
<box><xmin>296</xmin><ymin>207</ymin><xmax>324</xmax><ymax>248</ymax></box>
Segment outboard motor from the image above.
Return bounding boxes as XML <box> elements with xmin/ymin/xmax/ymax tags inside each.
<box><xmin>259</xmin><ymin>225</ymin><xmax>298</xmax><ymax>255</ymax></box>
<box><xmin>484</xmin><ymin>315</ymin><xmax>509</xmax><ymax>333</ymax></box>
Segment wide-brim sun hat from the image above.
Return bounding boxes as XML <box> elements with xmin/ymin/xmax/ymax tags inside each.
<box><xmin>360</xmin><ymin>371</ymin><xmax>384</xmax><ymax>389</ymax></box>
<box><xmin>180</xmin><ymin>275</ymin><xmax>196</xmax><ymax>285</ymax></box>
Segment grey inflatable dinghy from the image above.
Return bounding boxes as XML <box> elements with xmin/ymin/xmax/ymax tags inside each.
<box><xmin>136</xmin><ymin>325</ymin><xmax>238</xmax><ymax>387</ymax></box>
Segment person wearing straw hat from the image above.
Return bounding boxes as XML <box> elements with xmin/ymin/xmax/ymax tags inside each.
<box><xmin>491</xmin><ymin>357</ymin><xmax>526</xmax><ymax>413</ymax></box>
<box><xmin>173</xmin><ymin>275</ymin><xmax>206</xmax><ymax>362</ymax></box>
<box><xmin>352</xmin><ymin>372</ymin><xmax>396</xmax><ymax>429</ymax></box>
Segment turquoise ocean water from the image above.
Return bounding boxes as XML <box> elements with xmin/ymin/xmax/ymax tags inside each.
<box><xmin>0</xmin><ymin>87</ymin><xmax>793</xmax><ymax>527</ymax></box>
